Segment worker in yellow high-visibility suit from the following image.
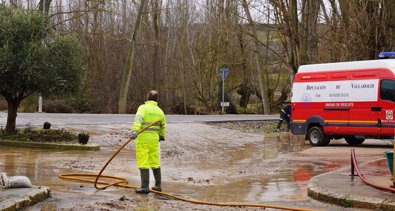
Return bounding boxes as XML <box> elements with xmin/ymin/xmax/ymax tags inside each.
<box><xmin>131</xmin><ymin>90</ymin><xmax>166</xmax><ymax>194</ymax></box>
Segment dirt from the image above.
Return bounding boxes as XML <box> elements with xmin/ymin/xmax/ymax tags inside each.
<box><xmin>20</xmin><ymin>121</ymin><xmax>390</xmax><ymax>211</ymax></box>
<box><xmin>206</xmin><ymin>120</ymin><xmax>280</xmax><ymax>134</ymax></box>
<box><xmin>54</xmin><ymin>122</ymin><xmax>272</xmax><ymax>185</ymax></box>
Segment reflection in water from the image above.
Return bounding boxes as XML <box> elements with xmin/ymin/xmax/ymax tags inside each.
<box><xmin>167</xmin><ymin>134</ymin><xmax>342</xmax><ymax>203</ymax></box>
<box><xmin>3</xmin><ymin>150</ymin><xmax>39</xmax><ymax>180</ymax></box>
<box><xmin>0</xmin><ymin>146</ymin><xmax>112</xmax><ymax>186</ymax></box>
<box><xmin>293</xmin><ymin>166</ymin><xmax>313</xmax><ymax>182</ymax></box>
<box><xmin>263</xmin><ymin>134</ymin><xmax>305</xmax><ymax>159</ymax></box>
<box><xmin>292</xmin><ymin>163</ymin><xmax>340</xmax><ymax>183</ymax></box>
<box><xmin>4</xmin><ymin>152</ymin><xmax>16</xmax><ymax>174</ymax></box>
<box><xmin>361</xmin><ymin>159</ymin><xmax>392</xmax><ymax>187</ymax></box>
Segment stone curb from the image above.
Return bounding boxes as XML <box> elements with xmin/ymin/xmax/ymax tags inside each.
<box><xmin>0</xmin><ymin>140</ymin><xmax>100</xmax><ymax>151</ymax></box>
<box><xmin>308</xmin><ymin>166</ymin><xmax>395</xmax><ymax>210</ymax></box>
<box><xmin>0</xmin><ymin>186</ymin><xmax>51</xmax><ymax>211</ymax></box>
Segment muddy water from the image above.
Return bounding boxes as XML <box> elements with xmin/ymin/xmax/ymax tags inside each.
<box><xmin>362</xmin><ymin>159</ymin><xmax>392</xmax><ymax>187</ymax></box>
<box><xmin>166</xmin><ymin>135</ymin><xmax>341</xmax><ymax>203</ymax></box>
<box><xmin>0</xmin><ymin>146</ymin><xmax>140</xmax><ymax>187</ymax></box>
<box><xmin>0</xmin><ymin>134</ymin><xmax>341</xmax><ymax>206</ymax></box>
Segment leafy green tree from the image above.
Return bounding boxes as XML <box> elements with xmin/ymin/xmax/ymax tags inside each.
<box><xmin>0</xmin><ymin>5</ymin><xmax>85</xmax><ymax>133</ymax></box>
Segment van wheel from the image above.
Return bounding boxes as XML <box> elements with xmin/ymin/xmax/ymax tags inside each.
<box><xmin>308</xmin><ymin>126</ymin><xmax>330</xmax><ymax>146</ymax></box>
<box><xmin>345</xmin><ymin>136</ymin><xmax>365</xmax><ymax>145</ymax></box>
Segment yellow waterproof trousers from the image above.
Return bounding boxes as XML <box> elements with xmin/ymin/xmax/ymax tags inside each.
<box><xmin>136</xmin><ymin>142</ymin><xmax>160</xmax><ymax>169</ymax></box>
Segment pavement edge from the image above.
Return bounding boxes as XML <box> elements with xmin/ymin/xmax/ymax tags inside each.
<box><xmin>0</xmin><ymin>186</ymin><xmax>51</xmax><ymax>211</ymax></box>
<box><xmin>308</xmin><ymin>168</ymin><xmax>395</xmax><ymax>210</ymax></box>
<box><xmin>0</xmin><ymin>139</ymin><xmax>100</xmax><ymax>151</ymax></box>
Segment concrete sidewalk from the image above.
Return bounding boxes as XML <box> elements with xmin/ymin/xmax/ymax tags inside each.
<box><xmin>0</xmin><ymin>186</ymin><xmax>50</xmax><ymax>211</ymax></box>
<box><xmin>308</xmin><ymin>158</ymin><xmax>395</xmax><ymax>210</ymax></box>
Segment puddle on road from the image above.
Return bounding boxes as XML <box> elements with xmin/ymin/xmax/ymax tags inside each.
<box><xmin>360</xmin><ymin>159</ymin><xmax>392</xmax><ymax>187</ymax></box>
<box><xmin>167</xmin><ymin>134</ymin><xmax>342</xmax><ymax>203</ymax></box>
<box><xmin>262</xmin><ymin>133</ymin><xmax>306</xmax><ymax>159</ymax></box>
<box><xmin>0</xmin><ymin>134</ymin><xmax>342</xmax><ymax>205</ymax></box>
<box><xmin>0</xmin><ymin>146</ymin><xmax>139</xmax><ymax>187</ymax></box>
<box><xmin>165</xmin><ymin>172</ymin><xmax>310</xmax><ymax>202</ymax></box>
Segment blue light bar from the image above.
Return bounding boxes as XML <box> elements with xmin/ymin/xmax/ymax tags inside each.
<box><xmin>379</xmin><ymin>52</ymin><xmax>395</xmax><ymax>58</ymax></box>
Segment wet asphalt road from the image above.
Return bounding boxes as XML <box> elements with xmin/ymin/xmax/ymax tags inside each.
<box><xmin>0</xmin><ymin>112</ymin><xmax>279</xmax><ymax>127</ymax></box>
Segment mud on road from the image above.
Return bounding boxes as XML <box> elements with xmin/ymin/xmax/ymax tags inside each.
<box><xmin>19</xmin><ymin>121</ymin><xmax>391</xmax><ymax>211</ymax></box>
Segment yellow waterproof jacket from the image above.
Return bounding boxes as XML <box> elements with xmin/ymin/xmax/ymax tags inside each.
<box><xmin>132</xmin><ymin>100</ymin><xmax>166</xmax><ymax>143</ymax></box>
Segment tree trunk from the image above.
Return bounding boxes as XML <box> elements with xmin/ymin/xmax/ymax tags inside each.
<box><xmin>383</xmin><ymin>0</ymin><xmax>395</xmax><ymax>50</ymax></box>
<box><xmin>289</xmin><ymin>0</ymin><xmax>299</xmax><ymax>73</ymax></box>
<box><xmin>118</xmin><ymin>0</ymin><xmax>147</xmax><ymax>114</ymax></box>
<box><xmin>5</xmin><ymin>98</ymin><xmax>21</xmax><ymax>133</ymax></box>
<box><xmin>152</xmin><ymin>0</ymin><xmax>161</xmax><ymax>88</ymax></box>
<box><xmin>241</xmin><ymin>0</ymin><xmax>271</xmax><ymax>114</ymax></box>
<box><xmin>300</xmin><ymin>0</ymin><xmax>320</xmax><ymax>64</ymax></box>
<box><xmin>38</xmin><ymin>0</ymin><xmax>52</xmax><ymax>15</ymax></box>
<box><xmin>237</xmin><ymin>29</ymin><xmax>252</xmax><ymax>108</ymax></box>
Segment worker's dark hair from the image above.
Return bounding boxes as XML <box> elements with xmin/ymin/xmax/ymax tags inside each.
<box><xmin>147</xmin><ymin>90</ymin><xmax>159</xmax><ymax>102</ymax></box>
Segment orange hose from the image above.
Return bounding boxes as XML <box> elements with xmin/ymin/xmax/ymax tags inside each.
<box><xmin>92</xmin><ymin>120</ymin><xmax>160</xmax><ymax>189</ymax></box>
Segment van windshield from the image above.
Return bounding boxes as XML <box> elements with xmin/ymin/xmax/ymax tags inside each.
<box><xmin>380</xmin><ymin>80</ymin><xmax>395</xmax><ymax>102</ymax></box>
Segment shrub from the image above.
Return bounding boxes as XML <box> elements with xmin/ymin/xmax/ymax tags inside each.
<box><xmin>0</xmin><ymin>98</ymin><xmax>7</xmax><ymax>111</ymax></box>
<box><xmin>0</xmin><ymin>128</ymin><xmax>77</xmax><ymax>143</ymax></box>
<box><xmin>71</xmin><ymin>97</ymin><xmax>100</xmax><ymax>113</ymax></box>
<box><xmin>225</xmin><ymin>103</ymin><xmax>237</xmax><ymax>114</ymax></box>
<box><xmin>43</xmin><ymin>100</ymin><xmax>74</xmax><ymax>113</ymax></box>
<box><xmin>171</xmin><ymin>103</ymin><xmax>200</xmax><ymax>114</ymax></box>
<box><xmin>78</xmin><ymin>132</ymin><xmax>90</xmax><ymax>145</ymax></box>
<box><xmin>20</xmin><ymin>94</ymin><xmax>37</xmax><ymax>112</ymax></box>
<box><xmin>43</xmin><ymin>122</ymin><xmax>51</xmax><ymax>129</ymax></box>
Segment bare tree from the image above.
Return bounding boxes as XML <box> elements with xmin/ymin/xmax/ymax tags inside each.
<box><xmin>118</xmin><ymin>0</ymin><xmax>147</xmax><ymax>114</ymax></box>
<box><xmin>241</xmin><ymin>0</ymin><xmax>270</xmax><ymax>114</ymax></box>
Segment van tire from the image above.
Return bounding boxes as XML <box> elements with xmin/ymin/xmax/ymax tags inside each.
<box><xmin>345</xmin><ymin>136</ymin><xmax>365</xmax><ymax>145</ymax></box>
<box><xmin>308</xmin><ymin>126</ymin><xmax>330</xmax><ymax>146</ymax></box>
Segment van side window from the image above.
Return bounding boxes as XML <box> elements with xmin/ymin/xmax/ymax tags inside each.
<box><xmin>380</xmin><ymin>80</ymin><xmax>395</xmax><ymax>102</ymax></box>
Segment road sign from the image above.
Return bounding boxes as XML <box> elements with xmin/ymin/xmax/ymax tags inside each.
<box><xmin>220</xmin><ymin>102</ymin><xmax>230</xmax><ymax>107</ymax></box>
<box><xmin>219</xmin><ymin>68</ymin><xmax>229</xmax><ymax>81</ymax></box>
<box><xmin>219</xmin><ymin>67</ymin><xmax>229</xmax><ymax>113</ymax></box>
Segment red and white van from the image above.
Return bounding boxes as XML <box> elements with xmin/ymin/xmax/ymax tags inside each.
<box><xmin>291</xmin><ymin>59</ymin><xmax>395</xmax><ymax>146</ymax></box>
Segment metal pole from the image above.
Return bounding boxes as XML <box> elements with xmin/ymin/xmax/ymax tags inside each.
<box><xmin>221</xmin><ymin>72</ymin><xmax>225</xmax><ymax>113</ymax></box>
<box><xmin>350</xmin><ymin>149</ymin><xmax>358</xmax><ymax>176</ymax></box>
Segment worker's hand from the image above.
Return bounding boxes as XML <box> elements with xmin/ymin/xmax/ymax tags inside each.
<box><xmin>159</xmin><ymin>136</ymin><xmax>165</xmax><ymax>142</ymax></box>
<box><xmin>131</xmin><ymin>131</ymin><xmax>137</xmax><ymax>139</ymax></box>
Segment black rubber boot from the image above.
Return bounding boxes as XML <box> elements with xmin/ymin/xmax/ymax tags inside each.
<box><xmin>135</xmin><ymin>169</ymin><xmax>150</xmax><ymax>194</ymax></box>
<box><xmin>151</xmin><ymin>168</ymin><xmax>162</xmax><ymax>192</ymax></box>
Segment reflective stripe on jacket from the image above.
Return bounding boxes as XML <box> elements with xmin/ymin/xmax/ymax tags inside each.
<box><xmin>132</xmin><ymin>100</ymin><xmax>166</xmax><ymax>143</ymax></box>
